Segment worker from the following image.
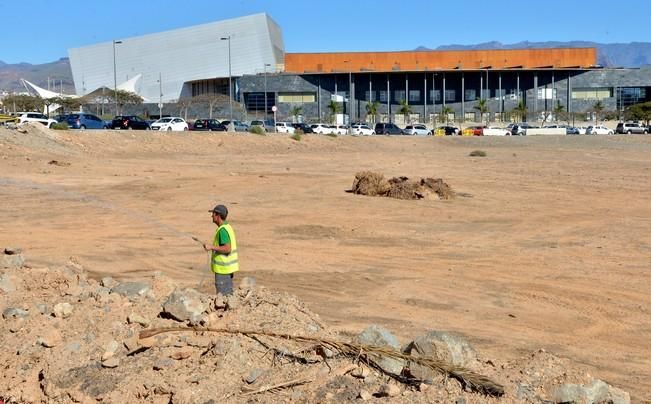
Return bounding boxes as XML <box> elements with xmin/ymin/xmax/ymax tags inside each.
<box><xmin>203</xmin><ymin>204</ymin><xmax>239</xmax><ymax>295</ymax></box>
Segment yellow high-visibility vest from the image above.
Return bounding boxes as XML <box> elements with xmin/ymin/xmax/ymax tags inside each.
<box><xmin>211</xmin><ymin>223</ymin><xmax>239</xmax><ymax>275</ymax></box>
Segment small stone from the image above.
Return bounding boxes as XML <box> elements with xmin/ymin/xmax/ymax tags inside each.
<box><xmin>3</xmin><ymin>307</ymin><xmax>29</xmax><ymax>319</ymax></box>
<box><xmin>351</xmin><ymin>367</ymin><xmax>371</xmax><ymax>379</ymax></box>
<box><xmin>36</xmin><ymin>304</ymin><xmax>49</xmax><ymax>315</ymax></box>
<box><xmin>225</xmin><ymin>294</ymin><xmax>240</xmax><ymax>310</ymax></box>
<box><xmin>244</xmin><ymin>368</ymin><xmax>265</xmax><ymax>384</ymax></box>
<box><xmin>359</xmin><ymin>390</ymin><xmax>373</xmax><ymax>400</ymax></box>
<box><xmin>170</xmin><ymin>350</ymin><xmax>192</xmax><ymax>360</ymax></box>
<box><xmin>38</xmin><ymin>329</ymin><xmax>63</xmax><ymax>348</ymax></box>
<box><xmin>53</xmin><ymin>302</ymin><xmax>73</xmax><ymax>318</ymax></box>
<box><xmin>123</xmin><ymin>336</ymin><xmax>139</xmax><ymax>352</ymax></box>
<box><xmin>239</xmin><ymin>276</ymin><xmax>256</xmax><ymax>290</ymax></box>
<box><xmin>380</xmin><ymin>383</ymin><xmax>401</xmax><ymax>397</ymax></box>
<box><xmin>455</xmin><ymin>397</ymin><xmax>467</xmax><ymax>404</ymax></box>
<box><xmin>102</xmin><ymin>358</ymin><xmax>119</xmax><ymax>368</ymax></box>
<box><xmin>127</xmin><ymin>313</ymin><xmax>150</xmax><ymax>327</ymax></box>
<box><xmin>101</xmin><ymin>277</ymin><xmax>117</xmax><ymax>288</ymax></box>
<box><xmin>153</xmin><ymin>358</ymin><xmax>175</xmax><ymax>370</ymax></box>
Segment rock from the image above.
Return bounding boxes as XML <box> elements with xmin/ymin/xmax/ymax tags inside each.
<box><xmin>0</xmin><ymin>274</ymin><xmax>16</xmax><ymax>293</ymax></box>
<box><xmin>357</xmin><ymin>325</ymin><xmax>404</xmax><ymax>375</ymax></box>
<box><xmin>153</xmin><ymin>358</ymin><xmax>175</xmax><ymax>370</ymax></box>
<box><xmin>244</xmin><ymin>368</ymin><xmax>265</xmax><ymax>384</ymax></box>
<box><xmin>225</xmin><ymin>294</ymin><xmax>240</xmax><ymax>310</ymax></box>
<box><xmin>53</xmin><ymin>302</ymin><xmax>73</xmax><ymax>318</ymax></box>
<box><xmin>553</xmin><ymin>379</ymin><xmax>611</xmax><ymax>404</ymax></box>
<box><xmin>101</xmin><ymin>340</ymin><xmax>120</xmax><ymax>360</ymax></box>
<box><xmin>379</xmin><ymin>383</ymin><xmax>401</xmax><ymax>397</ymax></box>
<box><xmin>170</xmin><ymin>350</ymin><xmax>192</xmax><ymax>360</ymax></box>
<box><xmin>38</xmin><ymin>329</ymin><xmax>63</xmax><ymax>348</ymax></box>
<box><xmin>111</xmin><ymin>281</ymin><xmax>151</xmax><ymax>299</ymax></box>
<box><xmin>127</xmin><ymin>313</ymin><xmax>150</xmax><ymax>327</ymax></box>
<box><xmin>2</xmin><ymin>247</ymin><xmax>25</xmax><ymax>269</ymax></box>
<box><xmin>239</xmin><ymin>276</ymin><xmax>256</xmax><ymax>290</ymax></box>
<box><xmin>403</xmin><ymin>331</ymin><xmax>477</xmax><ymax>380</ymax></box>
<box><xmin>100</xmin><ymin>276</ymin><xmax>118</xmax><ymax>288</ymax></box>
<box><xmin>359</xmin><ymin>390</ymin><xmax>373</xmax><ymax>400</ymax></box>
<box><xmin>608</xmin><ymin>385</ymin><xmax>631</xmax><ymax>404</ymax></box>
<box><xmin>2</xmin><ymin>307</ymin><xmax>29</xmax><ymax>319</ymax></box>
<box><xmin>455</xmin><ymin>398</ymin><xmax>467</xmax><ymax>404</ymax></box>
<box><xmin>102</xmin><ymin>358</ymin><xmax>119</xmax><ymax>368</ymax></box>
<box><xmin>162</xmin><ymin>289</ymin><xmax>208</xmax><ymax>322</ymax></box>
<box><xmin>351</xmin><ymin>367</ymin><xmax>371</xmax><ymax>379</ymax></box>
<box><xmin>65</xmin><ymin>342</ymin><xmax>81</xmax><ymax>352</ymax></box>
<box><xmin>36</xmin><ymin>304</ymin><xmax>49</xmax><ymax>315</ymax></box>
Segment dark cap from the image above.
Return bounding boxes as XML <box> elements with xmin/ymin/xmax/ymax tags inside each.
<box><xmin>209</xmin><ymin>204</ymin><xmax>228</xmax><ymax>218</ymax></box>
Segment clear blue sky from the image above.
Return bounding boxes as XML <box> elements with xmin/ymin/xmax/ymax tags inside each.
<box><xmin>3</xmin><ymin>0</ymin><xmax>650</xmax><ymax>64</ymax></box>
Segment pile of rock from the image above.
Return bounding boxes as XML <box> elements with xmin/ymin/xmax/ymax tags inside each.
<box><xmin>0</xmin><ymin>248</ymin><xmax>630</xmax><ymax>403</ymax></box>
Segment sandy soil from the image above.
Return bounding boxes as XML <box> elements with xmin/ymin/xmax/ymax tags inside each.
<box><xmin>1</xmin><ymin>125</ymin><xmax>649</xmax><ymax>400</ymax></box>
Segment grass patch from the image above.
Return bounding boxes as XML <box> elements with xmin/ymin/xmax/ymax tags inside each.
<box><xmin>325</xmin><ymin>133</ymin><xmax>338</xmax><ymax>138</ymax></box>
<box><xmin>249</xmin><ymin>126</ymin><xmax>266</xmax><ymax>135</ymax></box>
<box><xmin>290</xmin><ymin>133</ymin><xmax>302</xmax><ymax>141</ymax></box>
<box><xmin>51</xmin><ymin>122</ymin><xmax>69</xmax><ymax>130</ymax></box>
<box><xmin>469</xmin><ymin>150</ymin><xmax>487</xmax><ymax>157</ymax></box>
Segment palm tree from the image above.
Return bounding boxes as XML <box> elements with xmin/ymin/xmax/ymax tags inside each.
<box><xmin>474</xmin><ymin>99</ymin><xmax>489</xmax><ymax>125</ymax></box>
<box><xmin>593</xmin><ymin>100</ymin><xmax>604</xmax><ymax>124</ymax></box>
<box><xmin>327</xmin><ymin>100</ymin><xmax>342</xmax><ymax>124</ymax></box>
<box><xmin>398</xmin><ymin>100</ymin><xmax>411</xmax><ymax>124</ymax></box>
<box><xmin>513</xmin><ymin>100</ymin><xmax>528</xmax><ymax>122</ymax></box>
<box><xmin>290</xmin><ymin>106</ymin><xmax>302</xmax><ymax>123</ymax></box>
<box><xmin>440</xmin><ymin>106</ymin><xmax>453</xmax><ymax>124</ymax></box>
<box><xmin>365</xmin><ymin>100</ymin><xmax>380</xmax><ymax>124</ymax></box>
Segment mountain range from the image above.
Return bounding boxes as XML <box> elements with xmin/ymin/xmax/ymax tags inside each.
<box><xmin>1</xmin><ymin>41</ymin><xmax>650</xmax><ymax>94</ymax></box>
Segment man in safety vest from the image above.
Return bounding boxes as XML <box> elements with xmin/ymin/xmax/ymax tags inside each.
<box><xmin>203</xmin><ymin>204</ymin><xmax>239</xmax><ymax>295</ymax></box>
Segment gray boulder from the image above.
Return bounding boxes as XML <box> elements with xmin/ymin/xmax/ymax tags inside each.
<box><xmin>2</xmin><ymin>247</ymin><xmax>24</xmax><ymax>269</ymax></box>
<box><xmin>357</xmin><ymin>325</ymin><xmax>404</xmax><ymax>375</ymax></box>
<box><xmin>403</xmin><ymin>331</ymin><xmax>477</xmax><ymax>380</ymax></box>
<box><xmin>111</xmin><ymin>282</ymin><xmax>151</xmax><ymax>299</ymax></box>
<box><xmin>3</xmin><ymin>307</ymin><xmax>29</xmax><ymax>319</ymax></box>
<box><xmin>162</xmin><ymin>289</ymin><xmax>208</xmax><ymax>323</ymax></box>
<box><xmin>552</xmin><ymin>379</ymin><xmax>629</xmax><ymax>404</ymax></box>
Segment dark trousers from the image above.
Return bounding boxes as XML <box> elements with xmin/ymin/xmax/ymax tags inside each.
<box><xmin>215</xmin><ymin>273</ymin><xmax>234</xmax><ymax>295</ymax></box>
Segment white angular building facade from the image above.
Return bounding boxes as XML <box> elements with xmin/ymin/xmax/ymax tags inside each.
<box><xmin>68</xmin><ymin>13</ymin><xmax>284</xmax><ymax>103</ymax></box>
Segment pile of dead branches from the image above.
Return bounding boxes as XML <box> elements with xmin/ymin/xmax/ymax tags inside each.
<box><xmin>350</xmin><ymin>171</ymin><xmax>455</xmax><ymax>200</ymax></box>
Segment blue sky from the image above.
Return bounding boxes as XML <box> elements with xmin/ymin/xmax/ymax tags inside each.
<box><xmin>3</xmin><ymin>0</ymin><xmax>650</xmax><ymax>64</ymax></box>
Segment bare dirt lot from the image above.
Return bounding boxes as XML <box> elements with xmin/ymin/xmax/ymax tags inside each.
<box><xmin>1</xmin><ymin>125</ymin><xmax>649</xmax><ymax>401</ymax></box>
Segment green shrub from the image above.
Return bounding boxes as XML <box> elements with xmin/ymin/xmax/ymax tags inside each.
<box><xmin>51</xmin><ymin>122</ymin><xmax>69</xmax><ymax>130</ymax></box>
<box><xmin>249</xmin><ymin>126</ymin><xmax>265</xmax><ymax>135</ymax></box>
<box><xmin>290</xmin><ymin>133</ymin><xmax>302</xmax><ymax>141</ymax></box>
<box><xmin>294</xmin><ymin>129</ymin><xmax>304</xmax><ymax>135</ymax></box>
<box><xmin>469</xmin><ymin>150</ymin><xmax>487</xmax><ymax>157</ymax></box>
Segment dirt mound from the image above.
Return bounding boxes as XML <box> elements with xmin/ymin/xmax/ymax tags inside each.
<box><xmin>0</xmin><ymin>251</ymin><xmax>631</xmax><ymax>403</ymax></box>
<box><xmin>351</xmin><ymin>172</ymin><xmax>455</xmax><ymax>200</ymax></box>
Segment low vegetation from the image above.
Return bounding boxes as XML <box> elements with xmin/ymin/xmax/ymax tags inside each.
<box><xmin>50</xmin><ymin>122</ymin><xmax>69</xmax><ymax>130</ymax></box>
<box><xmin>290</xmin><ymin>133</ymin><xmax>302</xmax><ymax>141</ymax></box>
<box><xmin>249</xmin><ymin>126</ymin><xmax>265</xmax><ymax>135</ymax></box>
<box><xmin>469</xmin><ymin>150</ymin><xmax>487</xmax><ymax>157</ymax></box>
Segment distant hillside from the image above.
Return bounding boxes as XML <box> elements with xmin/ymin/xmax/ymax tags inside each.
<box><xmin>0</xmin><ymin>58</ymin><xmax>74</xmax><ymax>94</ymax></box>
<box><xmin>416</xmin><ymin>41</ymin><xmax>651</xmax><ymax>68</ymax></box>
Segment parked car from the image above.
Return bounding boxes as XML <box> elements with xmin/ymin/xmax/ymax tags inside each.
<box><xmin>110</xmin><ymin>115</ymin><xmax>151</xmax><ymax>130</ymax></box>
<box><xmin>150</xmin><ymin>117</ymin><xmax>189</xmax><ymax>131</ymax></box>
<box><xmin>510</xmin><ymin>122</ymin><xmax>536</xmax><ymax>136</ymax></box>
<box><xmin>586</xmin><ymin>125</ymin><xmax>614</xmax><ymax>135</ymax></box>
<box><xmin>575</xmin><ymin>126</ymin><xmax>588</xmax><ymax>135</ymax></box>
<box><xmin>18</xmin><ymin>112</ymin><xmax>57</xmax><ymax>128</ymax></box>
<box><xmin>482</xmin><ymin>126</ymin><xmax>510</xmax><ymax>136</ymax></box>
<box><xmin>403</xmin><ymin>124</ymin><xmax>432</xmax><ymax>136</ymax></box>
<box><xmin>566</xmin><ymin>127</ymin><xmax>580</xmax><ymax>135</ymax></box>
<box><xmin>291</xmin><ymin>123</ymin><xmax>313</xmax><ymax>133</ymax></box>
<box><xmin>435</xmin><ymin>125</ymin><xmax>460</xmax><ymax>136</ymax></box>
<box><xmin>310</xmin><ymin>123</ymin><xmax>332</xmax><ymax>134</ymax></box>
<box><xmin>275</xmin><ymin>122</ymin><xmax>295</xmax><ymax>134</ymax></box>
<box><xmin>221</xmin><ymin>120</ymin><xmax>249</xmax><ymax>132</ymax></box>
<box><xmin>62</xmin><ymin>113</ymin><xmax>107</xmax><ymax>129</ymax></box>
<box><xmin>331</xmin><ymin>125</ymin><xmax>349</xmax><ymax>135</ymax></box>
<box><xmin>615</xmin><ymin>122</ymin><xmax>648</xmax><ymax>134</ymax></box>
<box><xmin>351</xmin><ymin>124</ymin><xmax>375</xmax><ymax>135</ymax></box>
<box><xmin>374</xmin><ymin>122</ymin><xmax>403</xmax><ymax>135</ymax></box>
<box><xmin>192</xmin><ymin>119</ymin><xmax>226</xmax><ymax>131</ymax></box>
<box><xmin>466</xmin><ymin>125</ymin><xmax>485</xmax><ymax>136</ymax></box>
<box><xmin>249</xmin><ymin>119</ymin><xmax>275</xmax><ymax>132</ymax></box>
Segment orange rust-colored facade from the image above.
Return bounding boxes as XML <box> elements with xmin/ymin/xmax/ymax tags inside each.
<box><xmin>284</xmin><ymin>48</ymin><xmax>597</xmax><ymax>73</ymax></box>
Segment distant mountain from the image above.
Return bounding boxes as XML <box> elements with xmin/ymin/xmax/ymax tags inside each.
<box><xmin>0</xmin><ymin>58</ymin><xmax>74</xmax><ymax>94</ymax></box>
<box><xmin>417</xmin><ymin>41</ymin><xmax>651</xmax><ymax>68</ymax></box>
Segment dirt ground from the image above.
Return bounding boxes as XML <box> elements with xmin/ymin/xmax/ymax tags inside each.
<box><xmin>1</xmin><ymin>125</ymin><xmax>649</xmax><ymax>401</ymax></box>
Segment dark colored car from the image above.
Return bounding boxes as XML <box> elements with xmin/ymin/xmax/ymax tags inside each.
<box><xmin>291</xmin><ymin>123</ymin><xmax>313</xmax><ymax>133</ymax></box>
<box><xmin>436</xmin><ymin>126</ymin><xmax>460</xmax><ymax>136</ymax></box>
<box><xmin>111</xmin><ymin>115</ymin><xmax>151</xmax><ymax>130</ymax></box>
<box><xmin>64</xmin><ymin>113</ymin><xmax>107</xmax><ymax>129</ymax></box>
<box><xmin>374</xmin><ymin>122</ymin><xmax>403</xmax><ymax>135</ymax></box>
<box><xmin>192</xmin><ymin>119</ymin><xmax>227</xmax><ymax>131</ymax></box>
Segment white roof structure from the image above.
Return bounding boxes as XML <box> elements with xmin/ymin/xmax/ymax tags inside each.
<box><xmin>68</xmin><ymin>13</ymin><xmax>285</xmax><ymax>103</ymax></box>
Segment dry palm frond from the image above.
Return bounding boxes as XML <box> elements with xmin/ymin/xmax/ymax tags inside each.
<box><xmin>139</xmin><ymin>327</ymin><xmax>504</xmax><ymax>396</ymax></box>
<box><xmin>240</xmin><ymin>377</ymin><xmax>312</xmax><ymax>396</ymax></box>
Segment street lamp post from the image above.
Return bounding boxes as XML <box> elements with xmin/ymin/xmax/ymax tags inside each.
<box><xmin>264</xmin><ymin>63</ymin><xmax>271</xmax><ymax>119</ymax></box>
<box><xmin>112</xmin><ymin>40</ymin><xmax>122</xmax><ymax>116</ymax></box>
<box><xmin>343</xmin><ymin>60</ymin><xmax>352</xmax><ymax>133</ymax></box>
<box><xmin>158</xmin><ymin>72</ymin><xmax>163</xmax><ymax>119</ymax></box>
<box><xmin>220</xmin><ymin>36</ymin><xmax>233</xmax><ymax>124</ymax></box>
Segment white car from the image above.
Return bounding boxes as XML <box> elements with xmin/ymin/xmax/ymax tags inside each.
<box><xmin>275</xmin><ymin>122</ymin><xmax>295</xmax><ymax>134</ymax></box>
<box><xmin>482</xmin><ymin>126</ymin><xmax>510</xmax><ymax>136</ymax></box>
<box><xmin>586</xmin><ymin>125</ymin><xmax>614</xmax><ymax>135</ymax></box>
<box><xmin>351</xmin><ymin>124</ymin><xmax>375</xmax><ymax>135</ymax></box>
<box><xmin>403</xmin><ymin>124</ymin><xmax>431</xmax><ymax>136</ymax></box>
<box><xmin>150</xmin><ymin>117</ymin><xmax>189</xmax><ymax>131</ymax></box>
<box><xmin>310</xmin><ymin>123</ymin><xmax>332</xmax><ymax>134</ymax></box>
<box><xmin>19</xmin><ymin>112</ymin><xmax>57</xmax><ymax>128</ymax></box>
<box><xmin>331</xmin><ymin>125</ymin><xmax>348</xmax><ymax>135</ymax></box>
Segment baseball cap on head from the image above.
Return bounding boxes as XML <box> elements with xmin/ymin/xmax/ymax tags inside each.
<box><xmin>209</xmin><ymin>204</ymin><xmax>228</xmax><ymax>218</ymax></box>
